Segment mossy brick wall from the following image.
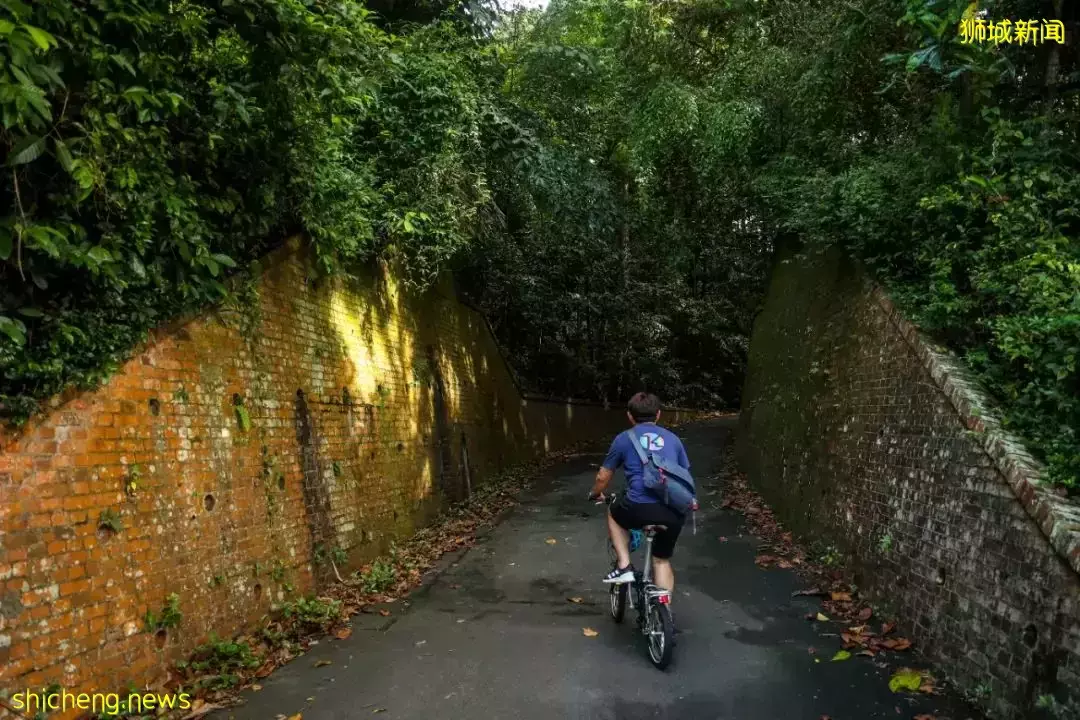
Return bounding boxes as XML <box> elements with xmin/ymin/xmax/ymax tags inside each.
<box><xmin>0</xmin><ymin>238</ymin><xmax>704</xmax><ymax>708</ymax></box>
<box><xmin>736</xmin><ymin>244</ymin><xmax>1080</xmax><ymax>719</ymax></box>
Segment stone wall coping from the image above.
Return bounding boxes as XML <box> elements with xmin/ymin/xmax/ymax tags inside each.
<box><xmin>869</xmin><ymin>283</ymin><xmax>1080</xmax><ymax>577</ymax></box>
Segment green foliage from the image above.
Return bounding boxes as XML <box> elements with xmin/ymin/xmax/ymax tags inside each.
<box><xmin>144</xmin><ymin>592</ymin><xmax>182</xmax><ymax>631</ymax></box>
<box><xmin>183</xmin><ymin>634</ymin><xmax>261</xmax><ymax>690</ymax></box>
<box><xmin>357</xmin><ymin>557</ymin><xmax>397</xmax><ymax>594</ymax></box>
<box><xmin>2</xmin><ymin>0</ymin><xmax>1073</xmax><ymax>491</ymax></box>
<box><xmin>98</xmin><ymin>508</ymin><xmax>122</xmax><ymax>534</ymax></box>
<box><xmin>0</xmin><ymin>0</ymin><xmax>511</xmax><ymax>421</ymax></box>
<box><xmin>486</xmin><ymin>0</ymin><xmax>1075</xmax><ymax>487</ymax></box>
<box><xmin>281</xmin><ymin>596</ymin><xmax>342</xmax><ymax>631</ymax></box>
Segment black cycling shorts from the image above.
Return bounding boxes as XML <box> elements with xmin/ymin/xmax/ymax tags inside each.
<box><xmin>610</xmin><ymin>496</ymin><xmax>684</xmax><ymax>559</ymax></box>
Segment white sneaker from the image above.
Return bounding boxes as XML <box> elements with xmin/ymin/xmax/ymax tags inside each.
<box><xmin>603</xmin><ymin>565</ymin><xmax>635</xmax><ymax>584</ymax></box>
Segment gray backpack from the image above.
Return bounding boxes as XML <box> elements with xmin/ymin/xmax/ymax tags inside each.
<box><xmin>626</xmin><ymin>428</ymin><xmax>698</xmax><ymax>515</ymax></box>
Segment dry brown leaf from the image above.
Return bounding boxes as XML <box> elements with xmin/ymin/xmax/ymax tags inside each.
<box><xmin>379</xmin><ymin>609</ymin><xmax>391</xmax><ymax>617</ymax></box>
<box><xmin>881</xmin><ymin>621</ymin><xmax>896</xmax><ymax>635</ymax></box>
<box><xmin>314</xmin><ymin>659</ymin><xmax>332</xmax><ymax>668</ymax></box>
<box><xmin>568</xmin><ymin>597</ymin><xmax>584</xmax><ymax>604</ymax></box>
<box><xmin>545</xmin><ymin>537</ymin><xmax>557</xmax><ymax>545</ymax></box>
<box><xmin>287</xmin><ymin>715</ymin><xmax>303</xmax><ymax>720</ymax></box>
<box><xmin>857</xmin><ymin>650</ymin><xmax>875</xmax><ymax>657</ymax></box>
<box><xmin>335</xmin><ymin>628</ymin><xmax>352</xmax><ymax>640</ymax></box>
<box><xmin>251</xmin><ymin>684</ymin><xmax>263</xmax><ymax>692</ymax></box>
<box><xmin>892</xmin><ymin>638</ymin><xmax>912</xmax><ymax>651</ymax></box>
<box><xmin>830</xmin><ymin>591</ymin><xmax>852</xmax><ymax>602</ymax></box>
<box><xmin>582</xmin><ymin>627</ymin><xmax>599</xmax><ymax>637</ymax></box>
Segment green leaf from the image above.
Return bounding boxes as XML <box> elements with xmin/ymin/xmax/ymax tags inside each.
<box><xmin>830</xmin><ymin>650</ymin><xmax>851</xmax><ymax>662</ymax></box>
<box><xmin>7</xmin><ymin>135</ymin><xmax>45</xmax><ymax>166</ymax></box>
<box><xmin>22</xmin><ymin>25</ymin><xmax>56</xmax><ymax>50</ymax></box>
<box><xmin>87</xmin><ymin>246</ymin><xmax>113</xmax><ymax>264</ymax></box>
<box><xmin>212</xmin><ymin>253</ymin><xmax>237</xmax><ymax>268</ymax></box>
<box><xmin>0</xmin><ymin>20</ymin><xmax>15</xmax><ymax>34</ymax></box>
<box><xmin>888</xmin><ymin>668</ymin><xmax>924</xmax><ymax>693</ymax></box>
<box><xmin>53</xmin><ymin>138</ymin><xmax>73</xmax><ymax>172</ymax></box>
<box><xmin>17</xmin><ymin>307</ymin><xmax>44</xmax><ymax>317</ymax></box>
<box><xmin>111</xmin><ymin>54</ymin><xmax>136</xmax><ymax>76</ymax></box>
<box><xmin>0</xmin><ymin>316</ymin><xmax>26</xmax><ymax>345</ymax></box>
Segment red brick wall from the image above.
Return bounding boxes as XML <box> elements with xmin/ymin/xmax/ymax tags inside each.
<box><xmin>0</xmin><ymin>239</ymin><xmax>704</xmax><ymax>708</ymax></box>
<box><xmin>737</xmin><ymin>245</ymin><xmax>1080</xmax><ymax>719</ymax></box>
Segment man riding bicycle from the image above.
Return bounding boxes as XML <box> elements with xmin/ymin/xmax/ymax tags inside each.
<box><xmin>587</xmin><ymin>392</ymin><xmax>690</xmax><ymax>594</ymax></box>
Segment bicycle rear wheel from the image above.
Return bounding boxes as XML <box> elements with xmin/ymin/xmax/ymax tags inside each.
<box><xmin>645</xmin><ymin>601</ymin><xmax>674</xmax><ymax>670</ymax></box>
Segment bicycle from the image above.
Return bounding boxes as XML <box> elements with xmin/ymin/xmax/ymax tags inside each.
<box><xmin>595</xmin><ymin>493</ymin><xmax>675</xmax><ymax>670</ymax></box>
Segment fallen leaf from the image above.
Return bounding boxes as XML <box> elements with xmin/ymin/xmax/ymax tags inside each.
<box><xmin>816</xmin><ymin>612</ymin><xmax>830</xmax><ymax>622</ymax></box>
<box><xmin>251</xmin><ymin>684</ymin><xmax>263</xmax><ymax>691</ymax></box>
<box><xmin>718</xmin><ymin>536</ymin><xmax>728</xmax><ymax>542</ymax></box>
<box><xmin>858</xmin><ymin>607</ymin><xmax>873</xmax><ymax>621</ymax></box>
<box><xmin>545</xmin><ymin>537</ymin><xmax>557</xmax><ymax>545</ymax></box>
<box><xmin>892</xmin><ymin>638</ymin><xmax>912</xmax><ymax>651</ymax></box>
<box><xmin>568</xmin><ymin>597</ymin><xmax>584</xmax><ymax>604</ymax></box>
<box><xmin>830</xmin><ymin>591</ymin><xmax>852</xmax><ymax>602</ymax></box>
<box><xmin>914</xmin><ymin>715</ymin><xmax>936</xmax><ymax>720</ymax></box>
<box><xmin>888</xmin><ymin>668</ymin><xmax>925</xmax><ymax>693</ymax></box>
<box><xmin>372</xmin><ymin>709</ymin><xmax>386</xmax><ymax>714</ymax></box>
<box><xmin>831</xmin><ymin>650</ymin><xmax>852</xmax><ymax>661</ymax></box>
<box><xmin>379</xmin><ymin>609</ymin><xmax>391</xmax><ymax>617</ymax></box>
<box><xmin>881</xmin><ymin>621</ymin><xmax>896</xmax><ymax>635</ymax></box>
<box><xmin>287</xmin><ymin>715</ymin><xmax>303</xmax><ymax>720</ymax></box>
<box><xmin>582</xmin><ymin>627</ymin><xmax>599</xmax><ymax>637</ymax></box>
<box><xmin>335</xmin><ymin>628</ymin><xmax>352</xmax><ymax>640</ymax></box>
<box><xmin>776</xmin><ymin>559</ymin><xmax>794</xmax><ymax>569</ymax></box>
<box><xmin>857</xmin><ymin>650</ymin><xmax>876</xmax><ymax>657</ymax></box>
<box><xmin>793</xmin><ymin>588</ymin><xmax>825</xmax><ymax>597</ymax></box>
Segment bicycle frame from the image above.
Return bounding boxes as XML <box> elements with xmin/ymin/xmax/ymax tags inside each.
<box><xmin>628</xmin><ymin>531</ymin><xmax>671</xmax><ymax>615</ymax></box>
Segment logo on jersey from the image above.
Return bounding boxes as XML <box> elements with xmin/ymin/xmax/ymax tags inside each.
<box><xmin>639</xmin><ymin>432</ymin><xmax>665</xmax><ymax>452</ymax></box>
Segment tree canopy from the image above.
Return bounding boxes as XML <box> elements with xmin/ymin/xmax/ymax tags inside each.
<box><xmin>0</xmin><ymin>0</ymin><xmax>1076</xmax><ymax>487</ymax></box>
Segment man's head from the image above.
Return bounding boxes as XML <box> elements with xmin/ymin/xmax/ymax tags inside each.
<box><xmin>626</xmin><ymin>391</ymin><xmax>661</xmax><ymax>425</ymax></box>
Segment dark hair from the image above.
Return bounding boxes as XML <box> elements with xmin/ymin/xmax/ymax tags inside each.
<box><xmin>627</xmin><ymin>392</ymin><xmax>661</xmax><ymax>422</ymax></box>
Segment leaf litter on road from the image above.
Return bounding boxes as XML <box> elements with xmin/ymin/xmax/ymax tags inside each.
<box><xmin>157</xmin><ymin>442</ymin><xmax>599</xmax><ymax>717</ymax></box>
<box><xmin>582</xmin><ymin>627</ymin><xmax>599</xmax><ymax>637</ymax></box>
<box><xmin>721</xmin><ymin>461</ymin><xmax>916</xmax><ymax>664</ymax></box>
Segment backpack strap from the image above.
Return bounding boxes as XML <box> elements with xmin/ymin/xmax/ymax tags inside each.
<box><xmin>625</xmin><ymin>428</ymin><xmax>650</xmax><ymax>465</ymax></box>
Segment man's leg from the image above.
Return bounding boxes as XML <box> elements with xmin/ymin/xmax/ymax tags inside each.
<box><xmin>652</xmin><ymin>557</ymin><xmax>674</xmax><ymax>592</ymax></box>
<box><xmin>607</xmin><ymin>509</ymin><xmax>632</xmax><ymax>570</ymax></box>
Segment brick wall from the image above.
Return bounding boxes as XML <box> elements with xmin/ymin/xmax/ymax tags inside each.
<box><xmin>0</xmin><ymin>238</ymin><xmax>704</xmax><ymax>708</ymax></box>
<box><xmin>736</xmin><ymin>244</ymin><xmax>1080</xmax><ymax>719</ymax></box>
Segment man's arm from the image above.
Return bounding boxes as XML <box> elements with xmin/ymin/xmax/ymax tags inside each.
<box><xmin>589</xmin><ymin>466</ymin><xmax>615</xmax><ymax>499</ymax></box>
<box><xmin>590</xmin><ymin>435</ymin><xmax>624</xmax><ymax>498</ymax></box>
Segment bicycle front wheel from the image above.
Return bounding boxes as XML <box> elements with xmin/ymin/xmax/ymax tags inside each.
<box><xmin>645</xmin><ymin>602</ymin><xmax>674</xmax><ymax>670</ymax></box>
<box><xmin>609</xmin><ymin>583</ymin><xmax>627</xmax><ymax>623</ymax></box>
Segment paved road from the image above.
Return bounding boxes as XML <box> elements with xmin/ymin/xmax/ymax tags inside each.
<box><xmin>222</xmin><ymin>418</ymin><xmax>975</xmax><ymax>720</ymax></box>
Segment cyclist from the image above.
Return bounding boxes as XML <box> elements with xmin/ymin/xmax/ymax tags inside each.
<box><xmin>587</xmin><ymin>391</ymin><xmax>690</xmax><ymax>593</ymax></box>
